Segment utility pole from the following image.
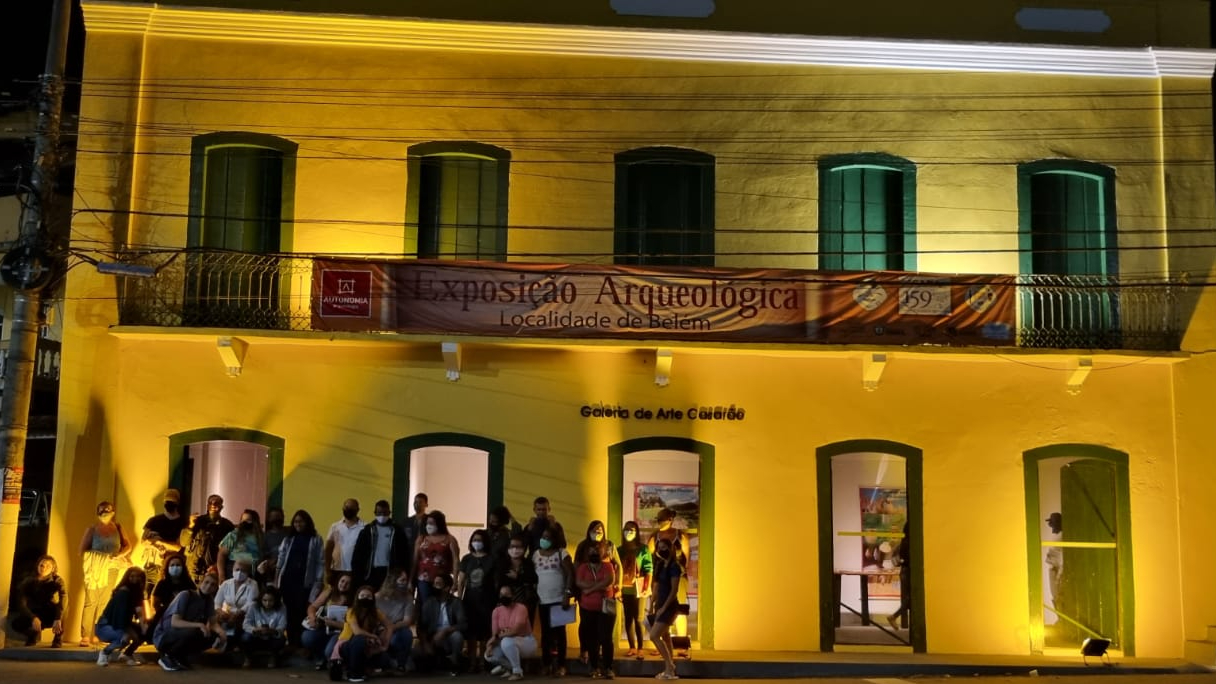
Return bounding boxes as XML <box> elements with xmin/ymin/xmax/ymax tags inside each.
<box><xmin>0</xmin><ymin>0</ymin><xmax>72</xmax><ymax>647</ymax></box>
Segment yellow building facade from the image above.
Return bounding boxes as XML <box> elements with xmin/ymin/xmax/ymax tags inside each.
<box><xmin>50</xmin><ymin>0</ymin><xmax>1216</xmax><ymax>660</ymax></box>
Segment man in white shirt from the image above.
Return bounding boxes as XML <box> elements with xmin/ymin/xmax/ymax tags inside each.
<box><xmin>323</xmin><ymin>498</ymin><xmax>365</xmax><ymax>581</ymax></box>
<box><xmin>214</xmin><ymin>559</ymin><xmax>260</xmax><ymax>640</ymax></box>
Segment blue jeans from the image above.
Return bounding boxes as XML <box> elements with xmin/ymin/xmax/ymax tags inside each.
<box><xmin>389</xmin><ymin>628</ymin><xmax>414</xmax><ymax>667</ymax></box>
<box><xmin>95</xmin><ymin>623</ymin><xmax>137</xmax><ymax>656</ymax></box>
<box><xmin>339</xmin><ymin>635</ymin><xmax>386</xmax><ymax>678</ymax></box>
<box><xmin>302</xmin><ymin>628</ymin><xmax>339</xmax><ymax>662</ymax></box>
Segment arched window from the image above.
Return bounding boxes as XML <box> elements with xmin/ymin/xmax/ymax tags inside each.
<box><xmin>406</xmin><ymin>142</ymin><xmax>510</xmax><ymax>261</ymax></box>
<box><xmin>186</xmin><ymin>133</ymin><xmax>297</xmax><ymax>328</ymax></box>
<box><xmin>1018</xmin><ymin>160</ymin><xmax>1116</xmax><ymax>276</ymax></box>
<box><xmin>818</xmin><ymin>154</ymin><xmax>917</xmax><ymax>271</ymax></box>
<box><xmin>615</xmin><ymin>147</ymin><xmax>715</xmax><ymax>267</ymax></box>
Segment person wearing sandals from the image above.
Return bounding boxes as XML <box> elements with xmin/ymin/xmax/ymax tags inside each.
<box><xmin>94</xmin><ymin>567</ymin><xmax>147</xmax><ymax>666</ymax></box>
<box><xmin>79</xmin><ymin>500</ymin><xmax>132</xmax><ymax>647</ymax></box>
<box><xmin>486</xmin><ymin>585</ymin><xmax>536</xmax><ymax>681</ymax></box>
<box><xmin>242</xmin><ymin>585</ymin><xmax>288</xmax><ymax>668</ymax></box>
<box><xmin>648</xmin><ymin>539</ymin><xmax>683</xmax><ymax>680</ymax></box>
<box><xmin>617</xmin><ymin>522</ymin><xmax>651</xmax><ymax>658</ymax></box>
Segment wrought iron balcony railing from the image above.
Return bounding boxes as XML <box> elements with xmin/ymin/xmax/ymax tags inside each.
<box><xmin>114</xmin><ymin>250</ymin><xmax>1184</xmax><ymax>351</ymax></box>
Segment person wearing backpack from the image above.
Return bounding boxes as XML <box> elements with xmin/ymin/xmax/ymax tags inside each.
<box><xmin>182</xmin><ymin>494</ymin><xmax>235</xmax><ymax>585</ymax></box>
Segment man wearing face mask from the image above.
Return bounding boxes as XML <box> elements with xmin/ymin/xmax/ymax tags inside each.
<box><xmin>351</xmin><ymin>500</ymin><xmax>409</xmax><ymax>592</ymax></box>
<box><xmin>141</xmin><ymin>489</ymin><xmax>187</xmax><ymax>598</ymax></box>
<box><xmin>214</xmin><ymin>559</ymin><xmax>260</xmax><ymax>644</ymax></box>
<box><xmin>324</xmin><ymin>498</ymin><xmax>366</xmax><ymax>582</ymax></box>
<box><xmin>182</xmin><ymin>494</ymin><xmax>236</xmax><ymax>585</ymax></box>
<box><xmin>417</xmin><ymin>574</ymin><xmax>467</xmax><ymax>675</ymax></box>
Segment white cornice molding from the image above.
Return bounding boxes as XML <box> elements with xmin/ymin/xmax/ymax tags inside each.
<box><xmin>82</xmin><ymin>1</ymin><xmax>1216</xmax><ymax>79</ymax></box>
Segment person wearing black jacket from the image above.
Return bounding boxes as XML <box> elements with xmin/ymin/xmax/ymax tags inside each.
<box><xmin>11</xmin><ymin>555</ymin><xmax>67</xmax><ymax>647</ymax></box>
<box><xmin>351</xmin><ymin>500</ymin><xmax>409</xmax><ymax>592</ymax></box>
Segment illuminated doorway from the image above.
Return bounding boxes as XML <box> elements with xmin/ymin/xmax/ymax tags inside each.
<box><xmin>168</xmin><ymin>428</ymin><xmax>285</xmax><ymax>518</ymax></box>
<box><xmin>1024</xmin><ymin>445</ymin><xmax>1133</xmax><ymax>655</ymax></box>
<box><xmin>816</xmin><ymin>440</ymin><xmax>923</xmax><ymax>652</ymax></box>
<box><xmin>393</xmin><ymin>434</ymin><xmax>504</xmax><ymax>551</ymax></box>
<box><xmin>608</xmin><ymin>437</ymin><xmax>715</xmax><ymax>650</ymax></box>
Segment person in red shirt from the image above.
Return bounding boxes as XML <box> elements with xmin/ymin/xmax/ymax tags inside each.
<box><xmin>485</xmin><ymin>585</ymin><xmax>536</xmax><ymax>681</ymax></box>
<box><xmin>575</xmin><ymin>542</ymin><xmax>617</xmax><ymax>679</ymax></box>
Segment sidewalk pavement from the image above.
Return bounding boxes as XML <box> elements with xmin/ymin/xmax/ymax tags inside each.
<box><xmin>0</xmin><ymin>642</ymin><xmax>1209</xmax><ymax>678</ymax></box>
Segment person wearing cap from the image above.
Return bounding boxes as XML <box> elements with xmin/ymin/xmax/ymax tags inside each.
<box><xmin>142</xmin><ymin>489</ymin><xmax>188</xmax><ymax>598</ymax></box>
<box><xmin>182</xmin><ymin>494</ymin><xmax>236</xmax><ymax>585</ymax></box>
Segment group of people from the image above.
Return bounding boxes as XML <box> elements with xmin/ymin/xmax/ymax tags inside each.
<box><xmin>10</xmin><ymin>490</ymin><xmax>691</xmax><ymax>682</ymax></box>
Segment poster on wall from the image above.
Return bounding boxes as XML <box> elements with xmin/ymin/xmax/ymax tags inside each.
<box><xmin>634</xmin><ymin>482</ymin><xmax>699</xmax><ymax>597</ymax></box>
<box><xmin>859</xmin><ymin>487</ymin><xmax>907</xmax><ymax>598</ymax></box>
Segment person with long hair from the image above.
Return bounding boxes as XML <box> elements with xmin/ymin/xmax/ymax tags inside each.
<box><xmin>575</xmin><ymin>536</ymin><xmax>617</xmax><ymax>679</ymax></box>
<box><xmin>276</xmin><ymin>509</ymin><xmax>325</xmax><ymax>646</ymax></box>
<box><xmin>375</xmin><ymin>569</ymin><xmax>416</xmax><ymax>672</ymax></box>
<box><xmin>148</xmin><ymin>552</ymin><xmax>196</xmax><ymax>644</ymax></box>
<box><xmin>486</xmin><ymin>506</ymin><xmax>522</xmax><ymax>560</ymax></box>
<box><xmin>242</xmin><ymin>585</ymin><xmax>289</xmax><ymax>668</ymax></box>
<box><xmin>216</xmin><ymin>509</ymin><xmax>265</xmax><ymax>582</ymax></box>
<box><xmin>79</xmin><ymin>500</ymin><xmax>131</xmax><ymax>647</ymax></box>
<box><xmin>335</xmin><ymin>584</ymin><xmax>393</xmax><ymax>683</ymax></box>
<box><xmin>648</xmin><ymin>538</ymin><xmax>684</xmax><ymax>680</ymax></box>
<box><xmin>412</xmin><ymin>510</ymin><xmax>460</xmax><ymax>605</ymax></box>
<box><xmin>495</xmin><ymin>533</ymin><xmax>538</xmax><ymax>620</ymax></box>
<box><xmin>532</xmin><ymin>523</ymin><xmax>573</xmax><ymax>677</ymax></box>
<box><xmin>302</xmin><ymin>572</ymin><xmax>354</xmax><ymax>669</ymax></box>
<box><xmin>94</xmin><ymin>566</ymin><xmax>147</xmax><ymax>666</ymax></box>
<box><xmin>456</xmin><ymin>528</ymin><xmax>496</xmax><ymax>671</ymax></box>
<box><xmin>12</xmin><ymin>555</ymin><xmax>66</xmax><ymax>647</ymax></box>
<box><xmin>617</xmin><ymin>521</ymin><xmax>652</xmax><ymax>658</ymax></box>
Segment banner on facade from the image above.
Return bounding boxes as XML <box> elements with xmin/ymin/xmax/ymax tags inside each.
<box><xmin>311</xmin><ymin>259</ymin><xmax>1016</xmax><ymax>346</ymax></box>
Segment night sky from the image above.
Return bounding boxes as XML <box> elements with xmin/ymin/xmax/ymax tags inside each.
<box><xmin>0</xmin><ymin>0</ymin><xmax>84</xmax><ymax>113</ymax></box>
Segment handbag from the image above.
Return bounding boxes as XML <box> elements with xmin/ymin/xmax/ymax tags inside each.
<box><xmin>602</xmin><ymin>597</ymin><xmax>618</xmax><ymax>616</ymax></box>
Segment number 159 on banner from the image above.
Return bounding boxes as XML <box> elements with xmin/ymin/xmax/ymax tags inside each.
<box><xmin>898</xmin><ymin>284</ymin><xmax>951</xmax><ymax>316</ymax></box>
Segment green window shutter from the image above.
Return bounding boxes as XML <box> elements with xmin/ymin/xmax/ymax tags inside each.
<box><xmin>202</xmin><ymin>146</ymin><xmax>283</xmax><ymax>253</ymax></box>
<box><xmin>417</xmin><ymin>155</ymin><xmax>503</xmax><ymax>260</ymax></box>
<box><xmin>1029</xmin><ymin>171</ymin><xmax>1107</xmax><ymax>276</ymax></box>
<box><xmin>821</xmin><ymin>165</ymin><xmax>903</xmax><ymax>271</ymax></box>
<box><xmin>615</xmin><ymin>148</ymin><xmax>714</xmax><ymax>267</ymax></box>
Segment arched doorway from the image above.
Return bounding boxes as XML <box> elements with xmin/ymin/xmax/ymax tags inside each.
<box><xmin>816</xmin><ymin>439</ymin><xmax>924</xmax><ymax>652</ymax></box>
<box><xmin>393</xmin><ymin>433</ymin><xmax>504</xmax><ymax>550</ymax></box>
<box><xmin>167</xmin><ymin>428</ymin><xmax>284</xmax><ymax>518</ymax></box>
<box><xmin>1024</xmin><ymin>444</ymin><xmax>1133</xmax><ymax>655</ymax></box>
<box><xmin>608</xmin><ymin>437</ymin><xmax>715</xmax><ymax>650</ymax></box>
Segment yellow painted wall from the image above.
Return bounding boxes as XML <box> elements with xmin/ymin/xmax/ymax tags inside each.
<box><xmin>52</xmin><ymin>4</ymin><xmax>1216</xmax><ymax>658</ymax></box>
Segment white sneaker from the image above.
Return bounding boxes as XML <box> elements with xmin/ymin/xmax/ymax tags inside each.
<box><xmin>490</xmin><ymin>666</ymin><xmax>506</xmax><ymax>676</ymax></box>
<box><xmin>96</xmin><ymin>650</ymin><xmax>110</xmax><ymax>667</ymax></box>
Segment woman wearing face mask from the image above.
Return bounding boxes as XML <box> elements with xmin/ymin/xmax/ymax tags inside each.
<box><xmin>375</xmin><ymin>569</ymin><xmax>416</xmax><ymax>672</ymax></box>
<box><xmin>79</xmin><ymin>500</ymin><xmax>132</xmax><ymax>647</ymax></box>
<box><xmin>532</xmin><ymin>524</ymin><xmax>573</xmax><ymax>677</ymax></box>
<box><xmin>617</xmin><ymin>522</ymin><xmax>652</xmax><ymax>658</ymax></box>
<box><xmin>573</xmin><ymin>521</ymin><xmax>620</xmax><ymax>667</ymax></box>
<box><xmin>456</xmin><ymin>529</ymin><xmax>496</xmax><ymax>671</ymax></box>
<box><xmin>216</xmin><ymin>509</ymin><xmax>265</xmax><ymax>583</ymax></box>
<box><xmin>276</xmin><ymin>509</ymin><xmax>325</xmax><ymax>647</ymax></box>
<box><xmin>496</xmin><ymin>534</ymin><xmax>538</xmax><ymax>620</ymax></box>
<box><xmin>412</xmin><ymin>510</ymin><xmax>460</xmax><ymax>606</ymax></box>
<box><xmin>575</xmin><ymin>539</ymin><xmax>617</xmax><ymax>679</ymax></box>
<box><xmin>94</xmin><ymin>566</ymin><xmax>148</xmax><ymax>666</ymax></box>
<box><xmin>648</xmin><ymin>539</ymin><xmax>684</xmax><ymax>680</ymax></box>
<box><xmin>335</xmin><ymin>585</ymin><xmax>393</xmax><ymax>683</ymax></box>
<box><xmin>486</xmin><ymin>585</ymin><xmax>536</xmax><ymax>681</ymax></box>
<box><xmin>148</xmin><ymin>552</ymin><xmax>196</xmax><ymax>645</ymax></box>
